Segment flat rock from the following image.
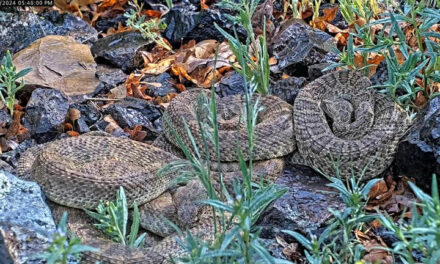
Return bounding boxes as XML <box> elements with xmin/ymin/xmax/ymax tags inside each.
<box><xmin>257</xmin><ymin>165</ymin><xmax>345</xmax><ymax>238</ymax></box>
<box><xmin>270</xmin><ymin>19</ymin><xmax>336</xmax><ymax>74</ymax></box>
<box><xmin>0</xmin><ymin>11</ymin><xmax>97</xmax><ymax>58</ymax></box>
<box><xmin>94</xmin><ymin>65</ymin><xmax>128</xmax><ymax>95</ymax></box>
<box><xmin>23</xmin><ymin>88</ymin><xmax>69</xmax><ymax>144</ymax></box>
<box><xmin>395</xmin><ymin>97</ymin><xmax>440</xmax><ymax>191</ymax></box>
<box><xmin>91</xmin><ymin>31</ymin><xmax>153</xmax><ymax>72</ymax></box>
<box><xmin>0</xmin><ymin>171</ymin><xmax>56</xmax><ymax>264</ymax></box>
<box><xmin>144</xmin><ymin>73</ymin><xmax>177</xmax><ymax>98</ymax></box>
<box><xmin>102</xmin><ymin>97</ymin><xmax>162</xmax><ymax>132</ymax></box>
<box><xmin>12</xmin><ymin>35</ymin><xmax>100</xmax><ymax>97</ymax></box>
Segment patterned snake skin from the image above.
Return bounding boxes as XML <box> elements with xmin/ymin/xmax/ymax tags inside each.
<box><xmin>293</xmin><ymin>70</ymin><xmax>410</xmax><ymax>179</ymax></box>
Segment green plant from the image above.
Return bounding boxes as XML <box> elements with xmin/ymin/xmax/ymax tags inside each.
<box><xmin>125</xmin><ymin>0</ymin><xmax>172</xmax><ymax>51</ymax></box>
<box><xmin>85</xmin><ymin>187</ymin><xmax>146</xmax><ymax>248</ymax></box>
<box><xmin>0</xmin><ymin>50</ymin><xmax>32</xmax><ymax>116</ymax></box>
<box><xmin>165</xmin><ymin>0</ymin><xmax>173</xmax><ymax>10</ymax></box>
<box><xmin>377</xmin><ymin>175</ymin><xmax>440</xmax><ymax>263</ymax></box>
<box><xmin>283</xmin><ymin>162</ymin><xmax>381</xmax><ymax>264</ymax></box>
<box><xmin>214</xmin><ymin>0</ymin><xmax>270</xmax><ymax>94</ymax></box>
<box><xmin>34</xmin><ymin>212</ymin><xmax>98</xmax><ymax>264</ymax></box>
<box><xmin>338</xmin><ymin>0</ymin><xmax>379</xmax><ymax>25</ymax></box>
<box><xmin>333</xmin><ymin>1</ymin><xmax>440</xmax><ymax>113</ymax></box>
<box><xmin>367</xmin><ymin>8</ymin><xmax>440</xmax><ymax>113</ymax></box>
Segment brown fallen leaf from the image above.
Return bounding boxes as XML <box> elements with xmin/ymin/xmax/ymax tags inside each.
<box><xmin>311</xmin><ymin>6</ymin><xmax>339</xmax><ymax>30</ymax></box>
<box><xmin>124</xmin><ymin>125</ymin><xmax>147</xmax><ymax>141</ymax></box>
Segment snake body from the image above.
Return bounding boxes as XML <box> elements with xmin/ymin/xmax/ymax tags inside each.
<box><xmin>15</xmin><ymin>71</ymin><xmax>410</xmax><ymax>262</ymax></box>
<box><xmin>293</xmin><ymin>70</ymin><xmax>410</xmax><ymax>179</ymax></box>
<box><xmin>16</xmin><ymin>89</ymin><xmax>293</xmax><ymax>263</ymax></box>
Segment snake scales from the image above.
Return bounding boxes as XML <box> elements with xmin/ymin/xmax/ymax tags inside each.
<box><xmin>16</xmin><ymin>89</ymin><xmax>293</xmax><ymax>263</ymax></box>
<box><xmin>15</xmin><ymin>70</ymin><xmax>409</xmax><ymax>263</ymax></box>
<box><xmin>293</xmin><ymin>70</ymin><xmax>410</xmax><ymax>179</ymax></box>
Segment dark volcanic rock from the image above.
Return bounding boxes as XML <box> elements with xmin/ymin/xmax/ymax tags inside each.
<box><xmin>164</xmin><ymin>5</ymin><xmax>246</xmax><ymax>46</ymax></box>
<box><xmin>270</xmin><ymin>76</ymin><xmax>306</xmax><ymax>104</ymax></box>
<box><xmin>91</xmin><ymin>31</ymin><xmax>153</xmax><ymax>72</ymax></box>
<box><xmin>0</xmin><ymin>171</ymin><xmax>56</xmax><ymax>264</ymax></box>
<box><xmin>144</xmin><ymin>73</ymin><xmax>177</xmax><ymax>97</ymax></box>
<box><xmin>94</xmin><ymin>13</ymin><xmax>127</xmax><ymax>33</ymax></box>
<box><xmin>103</xmin><ymin>97</ymin><xmax>162</xmax><ymax>134</ymax></box>
<box><xmin>308</xmin><ymin>63</ymin><xmax>335</xmax><ymax>81</ymax></box>
<box><xmin>94</xmin><ymin>66</ymin><xmax>128</xmax><ymax>95</ymax></box>
<box><xmin>257</xmin><ymin>165</ymin><xmax>345</xmax><ymax>239</ymax></box>
<box><xmin>370</xmin><ymin>60</ymin><xmax>388</xmax><ymax>86</ymax></box>
<box><xmin>270</xmin><ymin>19</ymin><xmax>336</xmax><ymax>75</ymax></box>
<box><xmin>1</xmin><ymin>139</ymin><xmax>35</xmax><ymax>169</ymax></box>
<box><xmin>70</xmin><ymin>102</ymin><xmax>101</xmax><ymax>127</ymax></box>
<box><xmin>215</xmin><ymin>71</ymin><xmax>246</xmax><ymax>97</ymax></box>
<box><xmin>0</xmin><ymin>110</ymin><xmax>12</xmax><ymax>127</ymax></box>
<box><xmin>0</xmin><ymin>11</ymin><xmax>97</xmax><ymax>58</ymax></box>
<box><xmin>395</xmin><ymin>97</ymin><xmax>440</xmax><ymax>191</ymax></box>
<box><xmin>23</xmin><ymin>89</ymin><xmax>69</xmax><ymax>144</ymax></box>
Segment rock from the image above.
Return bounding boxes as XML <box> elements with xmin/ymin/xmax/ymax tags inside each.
<box><xmin>91</xmin><ymin>31</ymin><xmax>153</xmax><ymax>72</ymax></box>
<box><xmin>102</xmin><ymin>97</ymin><xmax>162</xmax><ymax>133</ymax></box>
<box><xmin>270</xmin><ymin>19</ymin><xmax>336</xmax><ymax>74</ymax></box>
<box><xmin>144</xmin><ymin>73</ymin><xmax>177</xmax><ymax>97</ymax></box>
<box><xmin>70</xmin><ymin>102</ymin><xmax>101</xmax><ymax>127</ymax></box>
<box><xmin>108</xmin><ymin>85</ymin><xmax>127</xmax><ymax>100</ymax></box>
<box><xmin>0</xmin><ymin>160</ymin><xmax>14</xmax><ymax>174</ymax></box>
<box><xmin>307</xmin><ymin>63</ymin><xmax>335</xmax><ymax>81</ymax></box>
<box><xmin>257</xmin><ymin>165</ymin><xmax>345</xmax><ymax>239</ymax></box>
<box><xmin>23</xmin><ymin>89</ymin><xmax>69</xmax><ymax>144</ymax></box>
<box><xmin>0</xmin><ymin>171</ymin><xmax>56</xmax><ymax>264</ymax></box>
<box><xmin>94</xmin><ymin>66</ymin><xmax>128</xmax><ymax>95</ymax></box>
<box><xmin>164</xmin><ymin>5</ymin><xmax>246</xmax><ymax>46</ymax></box>
<box><xmin>270</xmin><ymin>76</ymin><xmax>306</xmax><ymax>104</ymax></box>
<box><xmin>0</xmin><ymin>139</ymin><xmax>35</xmax><ymax>169</ymax></box>
<box><xmin>395</xmin><ymin>97</ymin><xmax>440</xmax><ymax>191</ymax></box>
<box><xmin>94</xmin><ymin>13</ymin><xmax>127</xmax><ymax>34</ymax></box>
<box><xmin>0</xmin><ymin>11</ymin><xmax>97</xmax><ymax>58</ymax></box>
<box><xmin>370</xmin><ymin>60</ymin><xmax>388</xmax><ymax>86</ymax></box>
<box><xmin>215</xmin><ymin>71</ymin><xmax>246</xmax><ymax>97</ymax></box>
<box><xmin>12</xmin><ymin>35</ymin><xmax>100</xmax><ymax>98</ymax></box>
<box><xmin>0</xmin><ymin>110</ymin><xmax>12</xmax><ymax>127</ymax></box>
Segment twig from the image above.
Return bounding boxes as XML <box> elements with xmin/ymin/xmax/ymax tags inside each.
<box><xmin>85</xmin><ymin>97</ymin><xmax>124</xmax><ymax>102</ymax></box>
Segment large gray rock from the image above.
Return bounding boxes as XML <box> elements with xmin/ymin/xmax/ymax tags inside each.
<box><xmin>395</xmin><ymin>97</ymin><xmax>440</xmax><ymax>191</ymax></box>
<box><xmin>23</xmin><ymin>89</ymin><xmax>69</xmax><ymax>144</ymax></box>
<box><xmin>257</xmin><ymin>165</ymin><xmax>345</xmax><ymax>238</ymax></box>
<box><xmin>0</xmin><ymin>171</ymin><xmax>56</xmax><ymax>264</ymax></box>
<box><xmin>0</xmin><ymin>11</ymin><xmax>97</xmax><ymax>58</ymax></box>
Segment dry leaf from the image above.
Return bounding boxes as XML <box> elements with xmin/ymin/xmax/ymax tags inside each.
<box><xmin>311</xmin><ymin>6</ymin><xmax>338</xmax><ymax>30</ymax></box>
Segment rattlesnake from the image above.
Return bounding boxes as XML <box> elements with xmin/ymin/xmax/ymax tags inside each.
<box><xmin>14</xmin><ymin>71</ymin><xmax>410</xmax><ymax>262</ymax></box>
<box><xmin>16</xmin><ymin>90</ymin><xmax>294</xmax><ymax>263</ymax></box>
<box><xmin>293</xmin><ymin>70</ymin><xmax>410</xmax><ymax>179</ymax></box>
